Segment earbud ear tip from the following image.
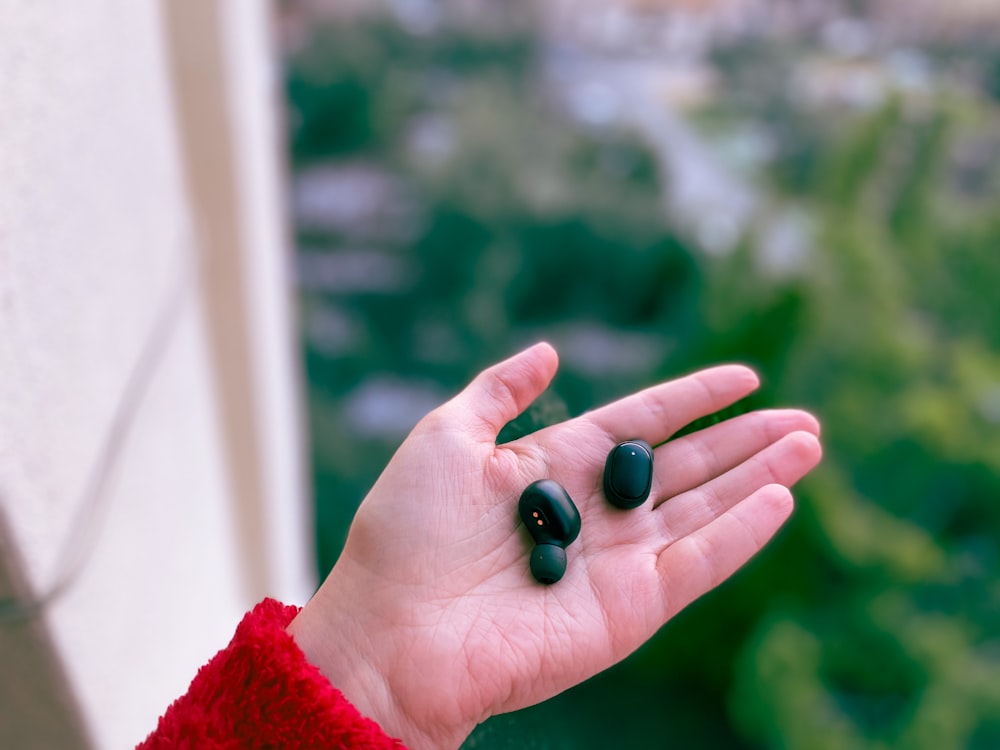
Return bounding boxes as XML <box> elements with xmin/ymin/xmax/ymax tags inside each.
<box><xmin>530</xmin><ymin>544</ymin><xmax>567</xmax><ymax>584</ymax></box>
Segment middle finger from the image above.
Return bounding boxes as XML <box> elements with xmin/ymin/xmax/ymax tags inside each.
<box><xmin>650</xmin><ymin>408</ymin><xmax>820</xmax><ymax>507</ymax></box>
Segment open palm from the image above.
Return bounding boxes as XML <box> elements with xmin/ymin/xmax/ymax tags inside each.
<box><xmin>289</xmin><ymin>343</ymin><xmax>822</xmax><ymax>749</ymax></box>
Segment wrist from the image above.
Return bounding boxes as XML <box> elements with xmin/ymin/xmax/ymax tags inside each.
<box><xmin>287</xmin><ymin>566</ymin><xmax>472</xmax><ymax>750</ymax></box>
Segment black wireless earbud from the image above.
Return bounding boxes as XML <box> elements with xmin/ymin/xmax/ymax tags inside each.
<box><xmin>518</xmin><ymin>479</ymin><xmax>581</xmax><ymax>584</ymax></box>
<box><xmin>603</xmin><ymin>439</ymin><xmax>654</xmax><ymax>509</ymax></box>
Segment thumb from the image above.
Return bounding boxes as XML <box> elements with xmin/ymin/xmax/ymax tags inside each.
<box><xmin>446</xmin><ymin>342</ymin><xmax>559</xmax><ymax>441</ymax></box>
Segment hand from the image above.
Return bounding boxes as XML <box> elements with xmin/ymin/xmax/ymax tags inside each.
<box><xmin>288</xmin><ymin>343</ymin><xmax>822</xmax><ymax>749</ymax></box>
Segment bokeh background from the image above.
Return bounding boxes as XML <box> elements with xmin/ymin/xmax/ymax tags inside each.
<box><xmin>276</xmin><ymin>0</ymin><xmax>1000</xmax><ymax>747</ymax></box>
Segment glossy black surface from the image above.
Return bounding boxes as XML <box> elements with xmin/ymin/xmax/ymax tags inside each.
<box><xmin>519</xmin><ymin>479</ymin><xmax>581</xmax><ymax>584</ymax></box>
<box><xmin>603</xmin><ymin>440</ymin><xmax>654</xmax><ymax>509</ymax></box>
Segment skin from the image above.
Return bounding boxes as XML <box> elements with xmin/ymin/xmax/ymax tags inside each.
<box><xmin>288</xmin><ymin>342</ymin><xmax>823</xmax><ymax>749</ymax></box>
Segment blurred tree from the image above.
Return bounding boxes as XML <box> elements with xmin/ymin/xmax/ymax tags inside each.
<box><xmin>720</xmin><ymin>100</ymin><xmax>1000</xmax><ymax>750</ymax></box>
<box><xmin>284</xmin><ymin>10</ymin><xmax>1000</xmax><ymax>749</ymax></box>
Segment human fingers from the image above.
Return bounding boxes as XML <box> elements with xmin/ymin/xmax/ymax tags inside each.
<box><xmin>656</xmin><ymin>484</ymin><xmax>794</xmax><ymax>619</ymax></box>
<box><xmin>441</xmin><ymin>342</ymin><xmax>560</xmax><ymax>441</ymax></box>
<box><xmin>582</xmin><ymin>365</ymin><xmax>760</xmax><ymax>448</ymax></box>
<box><xmin>654</xmin><ymin>430</ymin><xmax>821</xmax><ymax>543</ymax></box>
<box><xmin>651</xmin><ymin>409</ymin><xmax>820</xmax><ymax>503</ymax></box>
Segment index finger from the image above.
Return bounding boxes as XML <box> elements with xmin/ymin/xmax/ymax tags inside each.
<box><xmin>581</xmin><ymin>365</ymin><xmax>760</xmax><ymax>447</ymax></box>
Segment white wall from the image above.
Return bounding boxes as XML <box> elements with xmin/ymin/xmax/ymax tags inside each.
<box><xmin>0</xmin><ymin>2</ymin><xmax>312</xmax><ymax>747</ymax></box>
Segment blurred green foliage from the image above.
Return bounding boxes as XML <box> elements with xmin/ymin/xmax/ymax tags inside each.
<box><xmin>285</xmin><ymin>10</ymin><xmax>1000</xmax><ymax>749</ymax></box>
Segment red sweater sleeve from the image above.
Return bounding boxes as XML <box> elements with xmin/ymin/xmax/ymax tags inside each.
<box><xmin>138</xmin><ymin>598</ymin><xmax>408</xmax><ymax>749</ymax></box>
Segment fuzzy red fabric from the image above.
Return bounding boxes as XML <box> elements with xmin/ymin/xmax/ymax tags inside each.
<box><xmin>138</xmin><ymin>598</ymin><xmax>408</xmax><ymax>749</ymax></box>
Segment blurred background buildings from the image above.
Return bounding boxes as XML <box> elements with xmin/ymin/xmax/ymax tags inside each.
<box><xmin>278</xmin><ymin>0</ymin><xmax>1000</xmax><ymax>748</ymax></box>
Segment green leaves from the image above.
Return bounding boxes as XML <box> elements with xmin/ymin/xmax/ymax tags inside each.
<box><xmin>286</xmin><ymin>14</ymin><xmax>1000</xmax><ymax>749</ymax></box>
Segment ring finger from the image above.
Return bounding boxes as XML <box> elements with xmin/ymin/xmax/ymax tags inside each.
<box><xmin>653</xmin><ymin>430</ymin><xmax>821</xmax><ymax>545</ymax></box>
